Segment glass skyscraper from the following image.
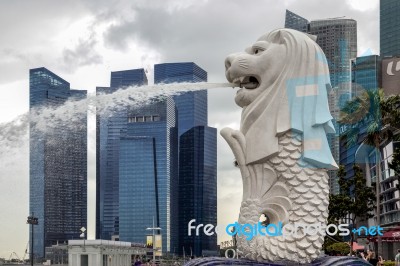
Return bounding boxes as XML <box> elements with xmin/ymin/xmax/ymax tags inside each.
<box><xmin>118</xmin><ymin>99</ymin><xmax>178</xmax><ymax>254</ymax></box>
<box><xmin>380</xmin><ymin>0</ymin><xmax>400</xmax><ymax>57</ymax></box>
<box><xmin>97</xmin><ymin>63</ymin><xmax>217</xmax><ymax>256</ymax></box>
<box><xmin>29</xmin><ymin>67</ymin><xmax>87</xmax><ymax>258</ymax></box>
<box><xmin>96</xmin><ymin>69</ymin><xmax>148</xmax><ymax>240</ymax></box>
<box><xmin>285</xmin><ymin>11</ymin><xmax>357</xmax><ymax>194</ymax></box>
<box><xmin>154</xmin><ymin>62</ymin><xmax>218</xmax><ymax>256</ymax></box>
<box><xmin>178</xmin><ymin>126</ymin><xmax>217</xmax><ymax>257</ymax></box>
<box><xmin>339</xmin><ymin>55</ymin><xmax>381</xmax><ymax>180</ymax></box>
<box><xmin>154</xmin><ymin>63</ymin><xmax>208</xmax><ymax>136</ymax></box>
<box><xmin>284</xmin><ymin>10</ymin><xmax>308</xmax><ymax>33</ymax></box>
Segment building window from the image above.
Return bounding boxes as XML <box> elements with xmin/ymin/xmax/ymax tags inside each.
<box><xmin>145</xmin><ymin>116</ymin><xmax>152</xmax><ymax>122</ymax></box>
<box><xmin>137</xmin><ymin>116</ymin><xmax>144</xmax><ymax>122</ymax></box>
<box><xmin>153</xmin><ymin>115</ymin><xmax>160</xmax><ymax>121</ymax></box>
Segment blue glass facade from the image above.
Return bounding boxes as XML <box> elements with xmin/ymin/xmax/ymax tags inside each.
<box><xmin>29</xmin><ymin>67</ymin><xmax>87</xmax><ymax>258</ymax></box>
<box><xmin>339</xmin><ymin>55</ymin><xmax>381</xmax><ymax>179</ymax></box>
<box><xmin>111</xmin><ymin>69</ymin><xmax>148</xmax><ymax>88</ymax></box>
<box><xmin>284</xmin><ymin>10</ymin><xmax>309</xmax><ymax>33</ymax></box>
<box><xmin>380</xmin><ymin>0</ymin><xmax>400</xmax><ymax>57</ymax></box>
<box><xmin>155</xmin><ymin>63</ymin><xmax>217</xmax><ymax>255</ymax></box>
<box><xmin>178</xmin><ymin>126</ymin><xmax>217</xmax><ymax>256</ymax></box>
<box><xmin>118</xmin><ymin>99</ymin><xmax>178</xmax><ymax>253</ymax></box>
<box><xmin>96</xmin><ymin>69</ymin><xmax>148</xmax><ymax>240</ymax></box>
<box><xmin>154</xmin><ymin>63</ymin><xmax>208</xmax><ymax>136</ymax></box>
<box><xmin>98</xmin><ymin>63</ymin><xmax>216</xmax><ymax>256</ymax></box>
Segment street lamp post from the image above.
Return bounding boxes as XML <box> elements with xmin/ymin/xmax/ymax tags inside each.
<box><xmin>146</xmin><ymin>217</ymin><xmax>161</xmax><ymax>263</ymax></box>
<box><xmin>27</xmin><ymin>213</ymin><xmax>38</xmax><ymax>266</ymax></box>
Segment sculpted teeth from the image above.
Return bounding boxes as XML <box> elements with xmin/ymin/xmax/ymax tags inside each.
<box><xmin>232</xmin><ymin>77</ymin><xmax>245</xmax><ymax>83</ymax></box>
<box><xmin>232</xmin><ymin>76</ymin><xmax>245</xmax><ymax>84</ymax></box>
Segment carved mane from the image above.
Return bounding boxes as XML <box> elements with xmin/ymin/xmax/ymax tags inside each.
<box><xmin>241</xmin><ymin>29</ymin><xmax>338</xmax><ymax>169</ymax></box>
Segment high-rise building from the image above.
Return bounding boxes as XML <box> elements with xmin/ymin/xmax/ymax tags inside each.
<box><xmin>178</xmin><ymin>126</ymin><xmax>217</xmax><ymax>257</ymax></box>
<box><xmin>154</xmin><ymin>62</ymin><xmax>218</xmax><ymax>256</ymax></box>
<box><xmin>29</xmin><ymin>67</ymin><xmax>87</xmax><ymax>258</ymax></box>
<box><xmin>284</xmin><ymin>10</ymin><xmax>308</xmax><ymax>33</ymax></box>
<box><xmin>154</xmin><ymin>63</ymin><xmax>208</xmax><ymax>136</ymax></box>
<box><xmin>96</xmin><ymin>69</ymin><xmax>148</xmax><ymax>240</ymax></box>
<box><xmin>339</xmin><ymin>55</ymin><xmax>381</xmax><ymax>182</ymax></box>
<box><xmin>97</xmin><ymin>63</ymin><xmax>217</xmax><ymax>255</ymax></box>
<box><xmin>380</xmin><ymin>0</ymin><xmax>400</xmax><ymax>57</ymax></box>
<box><xmin>118</xmin><ymin>99</ymin><xmax>178</xmax><ymax>254</ymax></box>
<box><xmin>382</xmin><ymin>57</ymin><xmax>400</xmax><ymax>95</ymax></box>
<box><xmin>285</xmin><ymin>11</ymin><xmax>357</xmax><ymax>194</ymax></box>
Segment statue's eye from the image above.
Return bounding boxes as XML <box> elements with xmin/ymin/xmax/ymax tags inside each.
<box><xmin>253</xmin><ymin>48</ymin><xmax>264</xmax><ymax>55</ymax></box>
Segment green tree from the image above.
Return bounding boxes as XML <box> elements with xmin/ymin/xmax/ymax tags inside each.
<box><xmin>339</xmin><ymin>89</ymin><xmax>400</xmax><ymax>255</ymax></box>
<box><xmin>326</xmin><ymin>242</ymin><xmax>352</xmax><ymax>256</ymax></box>
<box><xmin>328</xmin><ymin>165</ymin><xmax>375</xmax><ymax>254</ymax></box>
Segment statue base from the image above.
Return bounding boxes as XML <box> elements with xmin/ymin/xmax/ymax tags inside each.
<box><xmin>183</xmin><ymin>256</ymin><xmax>371</xmax><ymax>266</ymax></box>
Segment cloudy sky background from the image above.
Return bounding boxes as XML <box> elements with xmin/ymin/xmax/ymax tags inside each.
<box><xmin>0</xmin><ymin>0</ymin><xmax>379</xmax><ymax>258</ymax></box>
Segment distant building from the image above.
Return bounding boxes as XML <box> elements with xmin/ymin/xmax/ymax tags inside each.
<box><xmin>154</xmin><ymin>62</ymin><xmax>217</xmax><ymax>256</ymax></box>
<box><xmin>178</xmin><ymin>126</ymin><xmax>217</xmax><ymax>256</ymax></box>
<box><xmin>284</xmin><ymin>9</ymin><xmax>308</xmax><ymax>33</ymax></box>
<box><xmin>357</xmin><ymin>138</ymin><xmax>400</xmax><ymax>260</ymax></box>
<box><xmin>29</xmin><ymin>67</ymin><xmax>87</xmax><ymax>258</ymax></box>
<box><xmin>339</xmin><ymin>55</ymin><xmax>381</xmax><ymax>180</ymax></box>
<box><xmin>154</xmin><ymin>62</ymin><xmax>208</xmax><ymax>136</ymax></box>
<box><xmin>118</xmin><ymin>98</ymin><xmax>178</xmax><ymax>254</ymax></box>
<box><xmin>285</xmin><ymin>10</ymin><xmax>357</xmax><ymax>194</ymax></box>
<box><xmin>382</xmin><ymin>57</ymin><xmax>400</xmax><ymax>95</ymax></box>
<box><xmin>97</xmin><ymin>63</ymin><xmax>217</xmax><ymax>256</ymax></box>
<box><xmin>96</xmin><ymin>69</ymin><xmax>148</xmax><ymax>240</ymax></box>
<box><xmin>380</xmin><ymin>0</ymin><xmax>400</xmax><ymax>57</ymax></box>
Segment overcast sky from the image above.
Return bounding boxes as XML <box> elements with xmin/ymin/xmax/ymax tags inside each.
<box><xmin>0</xmin><ymin>0</ymin><xmax>379</xmax><ymax>258</ymax></box>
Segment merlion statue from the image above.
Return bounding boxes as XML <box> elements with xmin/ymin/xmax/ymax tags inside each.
<box><xmin>221</xmin><ymin>28</ymin><xmax>338</xmax><ymax>264</ymax></box>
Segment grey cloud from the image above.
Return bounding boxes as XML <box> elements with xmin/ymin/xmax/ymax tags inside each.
<box><xmin>101</xmin><ymin>0</ymin><xmax>379</xmax><ymax>84</ymax></box>
<box><xmin>62</xmin><ymin>34</ymin><xmax>103</xmax><ymax>70</ymax></box>
<box><xmin>102</xmin><ymin>0</ymin><xmax>287</xmax><ymax>82</ymax></box>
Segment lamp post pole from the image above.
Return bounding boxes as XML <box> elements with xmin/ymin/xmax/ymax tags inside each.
<box><xmin>146</xmin><ymin>217</ymin><xmax>161</xmax><ymax>263</ymax></box>
<box><xmin>27</xmin><ymin>213</ymin><xmax>38</xmax><ymax>266</ymax></box>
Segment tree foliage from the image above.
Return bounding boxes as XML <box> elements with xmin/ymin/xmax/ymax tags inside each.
<box><xmin>327</xmin><ymin>165</ymin><xmax>375</xmax><ymax>254</ymax></box>
<box><xmin>339</xmin><ymin>90</ymin><xmax>400</xmax><ymax>148</ymax></box>
<box><xmin>325</xmin><ymin>242</ymin><xmax>351</xmax><ymax>256</ymax></box>
<box><xmin>338</xmin><ymin>89</ymin><xmax>400</xmax><ymax>255</ymax></box>
<box><xmin>329</xmin><ymin>165</ymin><xmax>375</xmax><ymax>225</ymax></box>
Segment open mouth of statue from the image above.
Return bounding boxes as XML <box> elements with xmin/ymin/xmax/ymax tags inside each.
<box><xmin>232</xmin><ymin>76</ymin><xmax>260</xmax><ymax>89</ymax></box>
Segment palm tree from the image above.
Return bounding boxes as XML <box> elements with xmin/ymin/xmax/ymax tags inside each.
<box><xmin>339</xmin><ymin>89</ymin><xmax>400</xmax><ymax>256</ymax></box>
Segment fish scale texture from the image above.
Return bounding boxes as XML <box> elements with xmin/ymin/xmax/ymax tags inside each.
<box><xmin>237</xmin><ymin>131</ymin><xmax>330</xmax><ymax>264</ymax></box>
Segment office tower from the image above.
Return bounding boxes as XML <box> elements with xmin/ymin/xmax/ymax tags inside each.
<box><xmin>155</xmin><ymin>63</ymin><xmax>208</xmax><ymax>136</ymax></box>
<box><xmin>154</xmin><ymin>62</ymin><xmax>218</xmax><ymax>256</ymax></box>
<box><xmin>285</xmin><ymin>10</ymin><xmax>357</xmax><ymax>95</ymax></box>
<box><xmin>380</xmin><ymin>0</ymin><xmax>400</xmax><ymax>57</ymax></box>
<box><xmin>96</xmin><ymin>69</ymin><xmax>148</xmax><ymax>240</ymax></box>
<box><xmin>118</xmin><ymin>99</ymin><xmax>178</xmax><ymax>254</ymax></box>
<box><xmin>339</xmin><ymin>55</ymin><xmax>381</xmax><ymax>182</ymax></box>
<box><xmin>382</xmin><ymin>57</ymin><xmax>400</xmax><ymax>95</ymax></box>
<box><xmin>30</xmin><ymin>67</ymin><xmax>87</xmax><ymax>258</ymax></box>
<box><xmin>178</xmin><ymin>126</ymin><xmax>217</xmax><ymax>257</ymax></box>
<box><xmin>285</xmin><ymin>11</ymin><xmax>357</xmax><ymax>194</ymax></box>
<box><xmin>380</xmin><ymin>0</ymin><xmax>400</xmax><ymax>95</ymax></box>
<box><xmin>308</xmin><ymin>19</ymin><xmax>357</xmax><ymax>89</ymax></box>
<box><xmin>284</xmin><ymin>10</ymin><xmax>308</xmax><ymax>33</ymax></box>
<box><xmin>110</xmin><ymin>69</ymin><xmax>148</xmax><ymax>88</ymax></box>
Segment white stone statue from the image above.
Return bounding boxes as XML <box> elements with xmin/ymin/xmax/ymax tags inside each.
<box><xmin>221</xmin><ymin>28</ymin><xmax>338</xmax><ymax>264</ymax></box>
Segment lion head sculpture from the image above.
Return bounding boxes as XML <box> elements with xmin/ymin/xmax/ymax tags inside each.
<box><xmin>225</xmin><ymin>28</ymin><xmax>337</xmax><ymax>169</ymax></box>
